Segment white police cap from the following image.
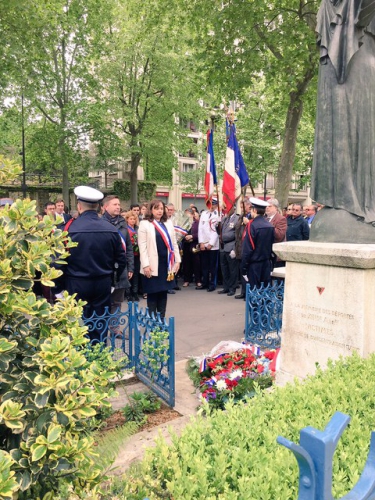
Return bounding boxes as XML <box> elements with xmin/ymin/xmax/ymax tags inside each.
<box><xmin>249</xmin><ymin>197</ymin><xmax>269</xmax><ymax>209</ymax></box>
<box><xmin>74</xmin><ymin>186</ymin><xmax>104</xmax><ymax>203</ymax></box>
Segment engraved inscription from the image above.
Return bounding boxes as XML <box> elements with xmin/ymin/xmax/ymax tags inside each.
<box><xmin>294</xmin><ymin>304</ymin><xmax>358</xmax><ymax>350</ymax></box>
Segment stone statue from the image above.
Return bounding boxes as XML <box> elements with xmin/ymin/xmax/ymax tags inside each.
<box><xmin>310</xmin><ymin>0</ymin><xmax>375</xmax><ymax>243</ymax></box>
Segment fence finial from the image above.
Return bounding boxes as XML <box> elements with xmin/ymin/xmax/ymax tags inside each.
<box><xmin>277</xmin><ymin>412</ymin><xmax>375</xmax><ymax>499</ymax></box>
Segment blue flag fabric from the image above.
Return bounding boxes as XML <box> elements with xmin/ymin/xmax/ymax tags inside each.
<box><xmin>227</xmin><ymin>123</ymin><xmax>249</xmax><ymax>188</ymax></box>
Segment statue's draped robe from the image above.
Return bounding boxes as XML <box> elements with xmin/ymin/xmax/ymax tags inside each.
<box><xmin>311</xmin><ymin>0</ymin><xmax>375</xmax><ymax>223</ymax></box>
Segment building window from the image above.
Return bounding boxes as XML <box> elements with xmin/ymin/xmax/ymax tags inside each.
<box><xmin>182</xmin><ymin>163</ymin><xmax>195</xmax><ymax>172</ymax></box>
<box><xmin>266</xmin><ymin>174</ymin><xmax>275</xmax><ymax>189</ymax></box>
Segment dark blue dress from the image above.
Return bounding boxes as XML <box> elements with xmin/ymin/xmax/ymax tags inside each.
<box><xmin>142</xmin><ymin>226</ymin><xmax>174</xmax><ymax>294</ymax></box>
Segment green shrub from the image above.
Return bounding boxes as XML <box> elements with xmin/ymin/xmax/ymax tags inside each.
<box><xmin>113</xmin><ymin>180</ymin><xmax>156</xmax><ymax>203</ymax></box>
<box><xmin>0</xmin><ymin>156</ymin><xmax>118</xmax><ymax>499</ymax></box>
<box><xmin>122</xmin><ymin>391</ymin><xmax>161</xmax><ymax>424</ymax></box>
<box><xmin>0</xmin><ymin>451</ymin><xmax>18</xmax><ymax>499</ymax></box>
<box><xmin>113</xmin><ymin>352</ymin><xmax>375</xmax><ymax>499</ymax></box>
<box><xmin>78</xmin><ymin>344</ymin><xmax>130</xmax><ymax>430</ymax></box>
<box><xmin>140</xmin><ymin>328</ymin><xmax>169</xmax><ymax>381</ymax></box>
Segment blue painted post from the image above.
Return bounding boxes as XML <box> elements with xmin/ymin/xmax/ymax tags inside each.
<box><xmin>128</xmin><ymin>301</ymin><xmax>134</xmax><ymax>365</ymax></box>
<box><xmin>168</xmin><ymin>317</ymin><xmax>175</xmax><ymax>408</ymax></box>
<box><xmin>277</xmin><ymin>412</ymin><xmax>375</xmax><ymax>499</ymax></box>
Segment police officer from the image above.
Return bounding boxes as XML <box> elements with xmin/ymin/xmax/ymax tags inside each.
<box><xmin>241</xmin><ymin>198</ymin><xmax>275</xmax><ymax>290</ymax></box>
<box><xmin>58</xmin><ymin>186</ymin><xmax>126</xmax><ymax>343</ymax></box>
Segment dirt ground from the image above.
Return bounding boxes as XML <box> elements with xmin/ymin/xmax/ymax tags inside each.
<box><xmin>102</xmin><ymin>405</ymin><xmax>181</xmax><ymax>433</ymax></box>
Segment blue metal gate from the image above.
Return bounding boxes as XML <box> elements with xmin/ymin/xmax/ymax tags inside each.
<box><xmin>244</xmin><ymin>281</ymin><xmax>284</xmax><ymax>349</ymax></box>
<box><xmin>133</xmin><ymin>308</ymin><xmax>175</xmax><ymax>408</ymax></box>
<box><xmin>83</xmin><ymin>303</ymin><xmax>175</xmax><ymax>407</ymax></box>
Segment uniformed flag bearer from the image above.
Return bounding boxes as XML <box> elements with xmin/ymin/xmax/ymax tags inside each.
<box><xmin>241</xmin><ymin>197</ymin><xmax>275</xmax><ymax>290</ymax></box>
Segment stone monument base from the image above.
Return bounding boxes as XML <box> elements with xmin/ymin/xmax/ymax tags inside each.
<box><xmin>273</xmin><ymin>241</ymin><xmax>375</xmax><ymax>385</ymax></box>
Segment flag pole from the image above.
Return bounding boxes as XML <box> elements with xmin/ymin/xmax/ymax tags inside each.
<box><xmin>211</xmin><ymin>114</ymin><xmax>221</xmax><ymax>216</ymax></box>
<box><xmin>227</xmin><ymin>106</ymin><xmax>255</xmax><ymax>198</ymax></box>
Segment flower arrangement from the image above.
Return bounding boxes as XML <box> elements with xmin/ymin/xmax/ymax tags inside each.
<box><xmin>187</xmin><ymin>344</ymin><xmax>279</xmax><ymax>410</ymax></box>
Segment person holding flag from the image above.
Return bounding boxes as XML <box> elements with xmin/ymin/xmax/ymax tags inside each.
<box><xmin>138</xmin><ymin>199</ymin><xmax>181</xmax><ymax>319</ymax></box>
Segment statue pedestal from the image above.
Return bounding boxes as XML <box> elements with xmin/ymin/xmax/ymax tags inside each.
<box><xmin>273</xmin><ymin>241</ymin><xmax>375</xmax><ymax>385</ymax></box>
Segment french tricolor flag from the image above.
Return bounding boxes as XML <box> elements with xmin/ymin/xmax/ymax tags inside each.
<box><xmin>204</xmin><ymin>129</ymin><xmax>217</xmax><ymax>209</ymax></box>
<box><xmin>222</xmin><ymin>123</ymin><xmax>249</xmax><ymax>212</ymax></box>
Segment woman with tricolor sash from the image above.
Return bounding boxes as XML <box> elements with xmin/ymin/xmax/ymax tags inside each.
<box><xmin>138</xmin><ymin>199</ymin><xmax>181</xmax><ymax>319</ymax></box>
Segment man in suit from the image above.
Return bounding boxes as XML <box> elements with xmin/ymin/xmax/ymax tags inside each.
<box><xmin>266</xmin><ymin>198</ymin><xmax>287</xmax><ymax>269</ymax></box>
<box><xmin>55</xmin><ymin>198</ymin><xmax>72</xmax><ymax>223</ymax></box>
<box><xmin>305</xmin><ymin>204</ymin><xmax>318</xmax><ymax>226</ymax></box>
<box><xmin>266</xmin><ymin>198</ymin><xmax>287</xmax><ymax>243</ymax></box>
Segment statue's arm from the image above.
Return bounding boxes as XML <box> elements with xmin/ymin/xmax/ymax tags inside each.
<box><xmin>356</xmin><ymin>0</ymin><xmax>375</xmax><ymax>27</ymax></box>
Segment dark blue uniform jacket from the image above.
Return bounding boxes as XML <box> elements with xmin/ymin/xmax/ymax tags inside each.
<box><xmin>65</xmin><ymin>210</ymin><xmax>126</xmax><ymax>279</ymax></box>
<box><xmin>241</xmin><ymin>216</ymin><xmax>275</xmax><ymax>287</ymax></box>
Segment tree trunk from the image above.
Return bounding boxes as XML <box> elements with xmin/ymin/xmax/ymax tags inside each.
<box><xmin>275</xmin><ymin>65</ymin><xmax>316</xmax><ymax>209</ymax></box>
<box><xmin>274</xmin><ymin>93</ymin><xmax>304</xmax><ymax>209</ymax></box>
<box><xmin>130</xmin><ymin>152</ymin><xmax>141</xmax><ymax>204</ymax></box>
<box><xmin>58</xmin><ymin>132</ymin><xmax>70</xmax><ymax>207</ymax></box>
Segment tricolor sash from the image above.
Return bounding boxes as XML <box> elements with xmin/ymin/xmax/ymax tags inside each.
<box><xmin>152</xmin><ymin>220</ymin><xmax>175</xmax><ymax>280</ymax></box>
<box><xmin>127</xmin><ymin>225</ymin><xmax>136</xmax><ymax>236</ymax></box>
<box><xmin>174</xmin><ymin>226</ymin><xmax>188</xmax><ymax>238</ymax></box>
<box><xmin>118</xmin><ymin>230</ymin><xmax>126</xmax><ymax>252</ymax></box>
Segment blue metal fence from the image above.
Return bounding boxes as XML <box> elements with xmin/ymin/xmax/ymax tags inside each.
<box><xmin>83</xmin><ymin>303</ymin><xmax>175</xmax><ymax>407</ymax></box>
<box><xmin>244</xmin><ymin>281</ymin><xmax>284</xmax><ymax>349</ymax></box>
<box><xmin>278</xmin><ymin>412</ymin><xmax>375</xmax><ymax>499</ymax></box>
<box><xmin>134</xmin><ymin>309</ymin><xmax>175</xmax><ymax>408</ymax></box>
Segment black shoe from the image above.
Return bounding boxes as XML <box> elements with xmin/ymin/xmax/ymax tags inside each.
<box><xmin>227</xmin><ymin>291</ymin><xmax>235</xmax><ymax>296</ymax></box>
<box><xmin>235</xmin><ymin>293</ymin><xmax>245</xmax><ymax>299</ymax></box>
<box><xmin>174</xmin><ymin>286</ymin><xmax>181</xmax><ymax>291</ymax></box>
<box><xmin>167</xmin><ymin>290</ymin><xmax>176</xmax><ymax>294</ymax></box>
<box><xmin>217</xmin><ymin>289</ymin><xmax>229</xmax><ymax>294</ymax></box>
<box><xmin>207</xmin><ymin>287</ymin><xmax>216</xmax><ymax>292</ymax></box>
<box><xmin>195</xmin><ymin>285</ymin><xmax>207</xmax><ymax>290</ymax></box>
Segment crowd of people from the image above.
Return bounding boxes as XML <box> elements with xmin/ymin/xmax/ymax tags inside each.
<box><xmin>0</xmin><ymin>191</ymin><xmax>321</xmax><ymax>341</ymax></box>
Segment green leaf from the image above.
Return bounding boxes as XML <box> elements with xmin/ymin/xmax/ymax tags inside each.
<box><xmin>4</xmin><ymin>419</ymin><xmax>24</xmax><ymax>431</ymax></box>
<box><xmin>78</xmin><ymin>407</ymin><xmax>97</xmax><ymax>417</ymax></box>
<box><xmin>0</xmin><ymin>338</ymin><xmax>17</xmax><ymax>353</ymax></box>
<box><xmin>34</xmin><ymin>392</ymin><xmax>49</xmax><ymax>409</ymax></box>
<box><xmin>18</xmin><ymin>470</ymin><xmax>31</xmax><ymax>491</ymax></box>
<box><xmin>24</xmin><ymin>371</ymin><xmax>38</xmax><ymax>383</ymax></box>
<box><xmin>35</xmin><ymin>411</ymin><xmax>53</xmax><ymax>433</ymax></box>
<box><xmin>9</xmin><ymin>449</ymin><xmax>22</xmax><ymax>462</ymax></box>
<box><xmin>47</xmin><ymin>425</ymin><xmax>61</xmax><ymax>444</ymax></box>
<box><xmin>31</xmin><ymin>444</ymin><xmax>47</xmax><ymax>462</ymax></box>
<box><xmin>40</xmin><ymin>279</ymin><xmax>55</xmax><ymax>287</ymax></box>
<box><xmin>12</xmin><ymin>279</ymin><xmax>33</xmax><ymax>290</ymax></box>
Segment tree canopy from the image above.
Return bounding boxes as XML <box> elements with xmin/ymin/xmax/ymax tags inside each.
<box><xmin>1</xmin><ymin>0</ymin><xmax>322</xmax><ymax>205</ymax></box>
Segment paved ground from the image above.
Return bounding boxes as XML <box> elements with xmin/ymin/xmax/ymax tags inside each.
<box><xmin>137</xmin><ymin>281</ymin><xmax>246</xmax><ymax>361</ymax></box>
<box><xmin>110</xmin><ymin>281</ymin><xmax>247</xmax><ymax>473</ymax></box>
